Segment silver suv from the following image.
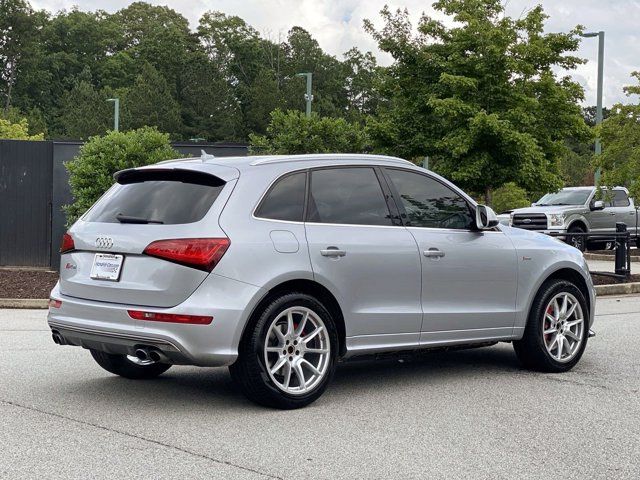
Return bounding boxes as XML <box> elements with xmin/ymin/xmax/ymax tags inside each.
<box><xmin>48</xmin><ymin>154</ymin><xmax>595</xmax><ymax>408</ymax></box>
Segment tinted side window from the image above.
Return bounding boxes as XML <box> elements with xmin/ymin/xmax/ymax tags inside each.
<box><xmin>307</xmin><ymin>168</ymin><xmax>392</xmax><ymax>226</ymax></box>
<box><xmin>255</xmin><ymin>172</ymin><xmax>306</xmax><ymax>221</ymax></box>
<box><xmin>385</xmin><ymin>168</ymin><xmax>473</xmax><ymax>229</ymax></box>
<box><xmin>613</xmin><ymin>190</ymin><xmax>630</xmax><ymax>207</ymax></box>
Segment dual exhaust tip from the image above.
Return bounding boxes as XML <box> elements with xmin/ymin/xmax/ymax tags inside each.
<box><xmin>52</xmin><ymin>332</ymin><xmax>65</xmax><ymax>345</ymax></box>
<box><xmin>134</xmin><ymin>347</ymin><xmax>168</xmax><ymax>363</ymax></box>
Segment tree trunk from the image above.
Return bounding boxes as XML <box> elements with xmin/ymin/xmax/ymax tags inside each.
<box><xmin>484</xmin><ymin>186</ymin><xmax>492</xmax><ymax>206</ymax></box>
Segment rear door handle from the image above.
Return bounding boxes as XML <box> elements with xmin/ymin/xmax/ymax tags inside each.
<box><xmin>423</xmin><ymin>248</ymin><xmax>445</xmax><ymax>258</ymax></box>
<box><xmin>320</xmin><ymin>247</ymin><xmax>346</xmax><ymax>258</ymax></box>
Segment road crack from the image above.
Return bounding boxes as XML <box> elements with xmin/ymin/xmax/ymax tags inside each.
<box><xmin>0</xmin><ymin>398</ymin><xmax>284</xmax><ymax>480</ymax></box>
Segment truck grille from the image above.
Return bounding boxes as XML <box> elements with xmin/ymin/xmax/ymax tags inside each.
<box><xmin>512</xmin><ymin>213</ymin><xmax>548</xmax><ymax>230</ymax></box>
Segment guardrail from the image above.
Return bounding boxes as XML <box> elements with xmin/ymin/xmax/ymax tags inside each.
<box><xmin>549</xmin><ymin>222</ymin><xmax>631</xmax><ymax>280</ymax></box>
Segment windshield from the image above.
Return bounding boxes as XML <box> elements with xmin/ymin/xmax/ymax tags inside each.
<box><xmin>535</xmin><ymin>190</ymin><xmax>591</xmax><ymax>206</ymax></box>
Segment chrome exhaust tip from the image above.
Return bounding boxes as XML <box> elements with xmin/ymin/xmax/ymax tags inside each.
<box><xmin>51</xmin><ymin>332</ymin><xmax>65</xmax><ymax>345</ymax></box>
<box><xmin>134</xmin><ymin>348</ymin><xmax>150</xmax><ymax>361</ymax></box>
<box><xmin>148</xmin><ymin>349</ymin><xmax>169</xmax><ymax>363</ymax></box>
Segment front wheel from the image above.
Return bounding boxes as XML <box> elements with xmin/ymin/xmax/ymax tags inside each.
<box><xmin>566</xmin><ymin>225</ymin><xmax>586</xmax><ymax>252</ymax></box>
<box><xmin>513</xmin><ymin>279</ymin><xmax>589</xmax><ymax>372</ymax></box>
<box><xmin>230</xmin><ymin>293</ymin><xmax>338</xmax><ymax>409</ymax></box>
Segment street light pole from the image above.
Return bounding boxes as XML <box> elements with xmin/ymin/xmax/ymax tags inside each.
<box><xmin>107</xmin><ymin>98</ymin><xmax>120</xmax><ymax>132</ymax></box>
<box><xmin>296</xmin><ymin>73</ymin><xmax>313</xmax><ymax>117</ymax></box>
<box><xmin>582</xmin><ymin>31</ymin><xmax>605</xmax><ymax>182</ymax></box>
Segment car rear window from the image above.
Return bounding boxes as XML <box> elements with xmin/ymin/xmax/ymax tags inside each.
<box><xmin>83</xmin><ymin>169</ymin><xmax>225</xmax><ymax>225</ymax></box>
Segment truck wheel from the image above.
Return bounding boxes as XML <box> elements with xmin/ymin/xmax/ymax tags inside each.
<box><xmin>90</xmin><ymin>350</ymin><xmax>171</xmax><ymax>379</ymax></box>
<box><xmin>513</xmin><ymin>279</ymin><xmax>589</xmax><ymax>373</ymax></box>
<box><xmin>229</xmin><ymin>292</ymin><xmax>338</xmax><ymax>409</ymax></box>
<box><xmin>566</xmin><ymin>225</ymin><xmax>586</xmax><ymax>252</ymax></box>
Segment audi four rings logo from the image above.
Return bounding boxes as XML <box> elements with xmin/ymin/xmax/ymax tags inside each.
<box><xmin>95</xmin><ymin>236</ymin><xmax>114</xmax><ymax>249</ymax></box>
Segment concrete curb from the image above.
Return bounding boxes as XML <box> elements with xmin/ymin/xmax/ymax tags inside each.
<box><xmin>585</xmin><ymin>253</ymin><xmax>639</xmax><ymax>262</ymax></box>
<box><xmin>595</xmin><ymin>282</ymin><xmax>640</xmax><ymax>296</ymax></box>
<box><xmin>0</xmin><ymin>298</ymin><xmax>49</xmax><ymax>309</ymax></box>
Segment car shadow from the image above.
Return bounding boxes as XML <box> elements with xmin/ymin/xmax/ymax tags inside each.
<box><xmin>62</xmin><ymin>344</ymin><xmax>524</xmax><ymax>412</ymax></box>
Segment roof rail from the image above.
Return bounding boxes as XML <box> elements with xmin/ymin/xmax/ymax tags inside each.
<box><xmin>249</xmin><ymin>154</ymin><xmax>413</xmax><ymax>167</ymax></box>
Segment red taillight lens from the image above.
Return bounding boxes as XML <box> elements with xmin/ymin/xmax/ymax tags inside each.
<box><xmin>49</xmin><ymin>299</ymin><xmax>62</xmax><ymax>309</ymax></box>
<box><xmin>127</xmin><ymin>310</ymin><xmax>213</xmax><ymax>325</ymax></box>
<box><xmin>60</xmin><ymin>233</ymin><xmax>75</xmax><ymax>253</ymax></box>
<box><xmin>143</xmin><ymin>238</ymin><xmax>230</xmax><ymax>272</ymax></box>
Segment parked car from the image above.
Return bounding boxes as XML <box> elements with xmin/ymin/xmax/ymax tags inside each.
<box><xmin>48</xmin><ymin>154</ymin><xmax>595</xmax><ymax>409</ymax></box>
<box><xmin>510</xmin><ymin>186</ymin><xmax>640</xmax><ymax>251</ymax></box>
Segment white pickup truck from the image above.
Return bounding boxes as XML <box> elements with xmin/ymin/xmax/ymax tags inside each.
<box><xmin>509</xmin><ymin>186</ymin><xmax>640</xmax><ymax>251</ymax></box>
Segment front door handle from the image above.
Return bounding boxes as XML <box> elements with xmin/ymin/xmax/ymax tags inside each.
<box><xmin>320</xmin><ymin>247</ymin><xmax>346</xmax><ymax>258</ymax></box>
<box><xmin>423</xmin><ymin>248</ymin><xmax>445</xmax><ymax>258</ymax></box>
<box><xmin>609</xmin><ymin>212</ymin><xmax>616</xmax><ymax>216</ymax></box>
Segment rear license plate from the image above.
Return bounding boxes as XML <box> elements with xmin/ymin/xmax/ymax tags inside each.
<box><xmin>90</xmin><ymin>253</ymin><xmax>124</xmax><ymax>281</ymax></box>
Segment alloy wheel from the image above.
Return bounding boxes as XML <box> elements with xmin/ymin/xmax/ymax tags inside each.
<box><xmin>542</xmin><ymin>292</ymin><xmax>584</xmax><ymax>363</ymax></box>
<box><xmin>263</xmin><ymin>306</ymin><xmax>331</xmax><ymax>395</ymax></box>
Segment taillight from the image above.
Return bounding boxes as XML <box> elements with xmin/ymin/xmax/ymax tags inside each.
<box><xmin>49</xmin><ymin>299</ymin><xmax>62</xmax><ymax>309</ymax></box>
<box><xmin>127</xmin><ymin>310</ymin><xmax>213</xmax><ymax>325</ymax></box>
<box><xmin>143</xmin><ymin>238</ymin><xmax>230</xmax><ymax>272</ymax></box>
<box><xmin>60</xmin><ymin>233</ymin><xmax>75</xmax><ymax>253</ymax></box>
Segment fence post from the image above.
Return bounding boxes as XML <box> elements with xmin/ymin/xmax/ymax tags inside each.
<box><xmin>615</xmin><ymin>222</ymin><xmax>629</xmax><ymax>278</ymax></box>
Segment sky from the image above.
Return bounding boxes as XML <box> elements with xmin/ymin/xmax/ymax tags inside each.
<box><xmin>31</xmin><ymin>0</ymin><xmax>640</xmax><ymax>106</ymax></box>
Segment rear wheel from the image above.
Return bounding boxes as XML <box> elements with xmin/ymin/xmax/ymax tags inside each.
<box><xmin>566</xmin><ymin>225</ymin><xmax>586</xmax><ymax>252</ymax></box>
<box><xmin>513</xmin><ymin>279</ymin><xmax>589</xmax><ymax>372</ymax></box>
<box><xmin>90</xmin><ymin>349</ymin><xmax>171</xmax><ymax>379</ymax></box>
<box><xmin>230</xmin><ymin>293</ymin><xmax>338</xmax><ymax>409</ymax></box>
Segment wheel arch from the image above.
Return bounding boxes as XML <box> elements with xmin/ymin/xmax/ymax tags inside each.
<box><xmin>240</xmin><ymin>279</ymin><xmax>347</xmax><ymax>357</ymax></box>
<box><xmin>567</xmin><ymin>219</ymin><xmax>588</xmax><ymax>232</ymax></box>
<box><xmin>530</xmin><ymin>267</ymin><xmax>592</xmax><ymax>324</ymax></box>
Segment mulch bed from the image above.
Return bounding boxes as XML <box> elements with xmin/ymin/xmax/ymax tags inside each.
<box><xmin>0</xmin><ymin>269</ymin><xmax>59</xmax><ymax>298</ymax></box>
<box><xmin>591</xmin><ymin>273</ymin><xmax>640</xmax><ymax>286</ymax></box>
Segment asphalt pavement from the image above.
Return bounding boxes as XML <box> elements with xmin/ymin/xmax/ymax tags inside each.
<box><xmin>1</xmin><ymin>296</ymin><xmax>639</xmax><ymax>479</ymax></box>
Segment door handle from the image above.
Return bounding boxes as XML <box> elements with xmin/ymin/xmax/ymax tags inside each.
<box><xmin>423</xmin><ymin>248</ymin><xmax>445</xmax><ymax>258</ymax></box>
<box><xmin>609</xmin><ymin>212</ymin><xmax>616</xmax><ymax>216</ymax></box>
<box><xmin>320</xmin><ymin>247</ymin><xmax>346</xmax><ymax>258</ymax></box>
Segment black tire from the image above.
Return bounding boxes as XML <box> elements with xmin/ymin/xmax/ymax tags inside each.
<box><xmin>90</xmin><ymin>349</ymin><xmax>171</xmax><ymax>379</ymax></box>
<box><xmin>566</xmin><ymin>225</ymin><xmax>586</xmax><ymax>252</ymax></box>
<box><xmin>586</xmin><ymin>240</ymin><xmax>614</xmax><ymax>251</ymax></box>
<box><xmin>513</xmin><ymin>279</ymin><xmax>589</xmax><ymax>373</ymax></box>
<box><xmin>229</xmin><ymin>292</ymin><xmax>338</xmax><ymax>409</ymax></box>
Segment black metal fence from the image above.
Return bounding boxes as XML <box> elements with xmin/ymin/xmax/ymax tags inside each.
<box><xmin>0</xmin><ymin>140</ymin><xmax>247</xmax><ymax>270</ymax></box>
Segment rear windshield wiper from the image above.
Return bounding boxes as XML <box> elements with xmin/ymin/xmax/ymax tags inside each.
<box><xmin>115</xmin><ymin>213</ymin><xmax>164</xmax><ymax>224</ymax></box>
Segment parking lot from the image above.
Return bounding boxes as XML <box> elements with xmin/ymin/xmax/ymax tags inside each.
<box><xmin>1</xmin><ymin>295</ymin><xmax>639</xmax><ymax>479</ymax></box>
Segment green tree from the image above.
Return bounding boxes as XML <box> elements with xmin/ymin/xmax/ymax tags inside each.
<box><xmin>595</xmin><ymin>72</ymin><xmax>640</xmax><ymax>199</ymax></box>
<box><xmin>121</xmin><ymin>63</ymin><xmax>183</xmax><ymax>136</ymax></box>
<box><xmin>249</xmin><ymin>109</ymin><xmax>369</xmax><ymax>155</ymax></box>
<box><xmin>57</xmin><ymin>68</ymin><xmax>112</xmax><ymax>139</ymax></box>
<box><xmin>491</xmin><ymin>182</ymin><xmax>530</xmax><ymax>213</ymax></box>
<box><xmin>65</xmin><ymin>127</ymin><xmax>179</xmax><ymax>223</ymax></box>
<box><xmin>365</xmin><ymin>1</ymin><xmax>591</xmax><ymax>204</ymax></box>
<box><xmin>0</xmin><ymin>116</ymin><xmax>43</xmax><ymax>139</ymax></box>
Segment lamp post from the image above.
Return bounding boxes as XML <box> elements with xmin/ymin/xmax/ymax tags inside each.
<box><xmin>581</xmin><ymin>31</ymin><xmax>604</xmax><ymax>183</ymax></box>
<box><xmin>106</xmin><ymin>98</ymin><xmax>120</xmax><ymax>132</ymax></box>
<box><xmin>295</xmin><ymin>73</ymin><xmax>313</xmax><ymax>117</ymax></box>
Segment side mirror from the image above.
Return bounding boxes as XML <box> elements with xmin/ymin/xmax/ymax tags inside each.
<box><xmin>475</xmin><ymin>204</ymin><xmax>499</xmax><ymax>230</ymax></box>
<box><xmin>531</xmin><ymin>202</ymin><xmax>537</xmax><ymax>207</ymax></box>
<box><xmin>591</xmin><ymin>200</ymin><xmax>605</xmax><ymax>211</ymax></box>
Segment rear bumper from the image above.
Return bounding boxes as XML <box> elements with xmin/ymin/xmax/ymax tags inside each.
<box><xmin>47</xmin><ymin>274</ymin><xmax>264</xmax><ymax>367</ymax></box>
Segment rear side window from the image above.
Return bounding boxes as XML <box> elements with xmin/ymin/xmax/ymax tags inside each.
<box><xmin>83</xmin><ymin>169</ymin><xmax>225</xmax><ymax>225</ymax></box>
<box><xmin>385</xmin><ymin>168</ymin><xmax>473</xmax><ymax>229</ymax></box>
<box><xmin>307</xmin><ymin>168</ymin><xmax>392</xmax><ymax>226</ymax></box>
<box><xmin>613</xmin><ymin>190</ymin><xmax>630</xmax><ymax>207</ymax></box>
<box><xmin>255</xmin><ymin>172</ymin><xmax>306</xmax><ymax>221</ymax></box>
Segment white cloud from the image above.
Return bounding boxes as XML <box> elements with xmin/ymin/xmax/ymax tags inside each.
<box><xmin>31</xmin><ymin>0</ymin><xmax>640</xmax><ymax>106</ymax></box>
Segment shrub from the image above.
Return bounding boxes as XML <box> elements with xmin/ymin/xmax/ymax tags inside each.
<box><xmin>249</xmin><ymin>109</ymin><xmax>370</xmax><ymax>154</ymax></box>
<box><xmin>0</xmin><ymin>117</ymin><xmax>44</xmax><ymax>140</ymax></box>
<box><xmin>65</xmin><ymin>127</ymin><xmax>179</xmax><ymax>223</ymax></box>
<box><xmin>491</xmin><ymin>182</ymin><xmax>530</xmax><ymax>213</ymax></box>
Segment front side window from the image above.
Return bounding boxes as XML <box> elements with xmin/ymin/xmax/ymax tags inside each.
<box><xmin>613</xmin><ymin>190</ymin><xmax>630</xmax><ymax>207</ymax></box>
<box><xmin>255</xmin><ymin>172</ymin><xmax>306</xmax><ymax>221</ymax></box>
<box><xmin>307</xmin><ymin>168</ymin><xmax>392</xmax><ymax>226</ymax></box>
<box><xmin>385</xmin><ymin>168</ymin><xmax>473</xmax><ymax>229</ymax></box>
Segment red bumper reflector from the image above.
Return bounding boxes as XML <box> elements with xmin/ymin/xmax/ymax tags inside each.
<box><xmin>127</xmin><ymin>310</ymin><xmax>213</xmax><ymax>325</ymax></box>
<box><xmin>49</xmin><ymin>299</ymin><xmax>62</xmax><ymax>309</ymax></box>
